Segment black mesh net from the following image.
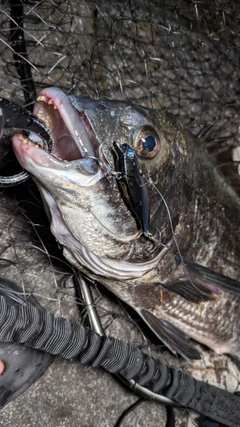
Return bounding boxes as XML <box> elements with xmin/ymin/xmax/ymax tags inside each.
<box><xmin>1</xmin><ymin>1</ymin><xmax>240</xmax><ymax>132</ymax></box>
<box><xmin>0</xmin><ymin>1</ymin><xmax>239</xmax><ymax>426</ymax></box>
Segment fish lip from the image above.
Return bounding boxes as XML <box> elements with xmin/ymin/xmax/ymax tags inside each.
<box><xmin>32</xmin><ymin>87</ymin><xmax>100</xmax><ymax>175</ymax></box>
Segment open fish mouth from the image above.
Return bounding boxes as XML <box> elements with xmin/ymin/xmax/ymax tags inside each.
<box><xmin>12</xmin><ymin>87</ymin><xmax>166</xmax><ymax>280</ymax></box>
<box><xmin>12</xmin><ymin>87</ymin><xmax>106</xmax><ymax>182</ymax></box>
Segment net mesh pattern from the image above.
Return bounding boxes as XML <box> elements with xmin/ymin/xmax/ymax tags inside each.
<box><xmin>0</xmin><ymin>1</ymin><xmax>240</xmax><ymax>426</ymax></box>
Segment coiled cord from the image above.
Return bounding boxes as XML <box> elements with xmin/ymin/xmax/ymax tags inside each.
<box><xmin>0</xmin><ymin>294</ymin><xmax>239</xmax><ymax>427</ymax></box>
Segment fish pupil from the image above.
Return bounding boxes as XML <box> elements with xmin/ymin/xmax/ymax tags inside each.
<box><xmin>142</xmin><ymin>135</ymin><xmax>156</xmax><ymax>152</ymax></box>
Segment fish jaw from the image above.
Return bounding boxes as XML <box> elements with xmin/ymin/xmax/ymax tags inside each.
<box><xmin>13</xmin><ymin>87</ymin><xmax>102</xmax><ymax>177</ymax></box>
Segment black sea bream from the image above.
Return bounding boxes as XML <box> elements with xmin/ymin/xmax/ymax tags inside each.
<box><xmin>13</xmin><ymin>87</ymin><xmax>240</xmax><ymax>361</ymax></box>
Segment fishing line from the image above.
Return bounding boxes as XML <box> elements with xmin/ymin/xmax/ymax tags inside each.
<box><xmin>98</xmin><ymin>141</ymin><xmax>116</xmax><ymax>175</ymax></box>
<box><xmin>115</xmin><ymin>298</ymin><xmax>149</xmax><ymax>347</ymax></box>
<box><xmin>146</xmin><ymin>178</ymin><xmax>181</xmax><ymax>255</ymax></box>
<box><xmin>147</xmin><ymin>176</ymin><xmax>201</xmax><ymax>294</ymax></box>
<box><xmin>4</xmin><ymin>204</ymin><xmax>80</xmax><ymax>310</ymax></box>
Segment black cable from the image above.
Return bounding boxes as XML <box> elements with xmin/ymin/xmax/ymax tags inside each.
<box><xmin>113</xmin><ymin>398</ymin><xmax>146</xmax><ymax>427</ymax></box>
<box><xmin>166</xmin><ymin>406</ymin><xmax>175</xmax><ymax>427</ymax></box>
<box><xmin>114</xmin><ymin>399</ymin><xmax>176</xmax><ymax>427</ymax></box>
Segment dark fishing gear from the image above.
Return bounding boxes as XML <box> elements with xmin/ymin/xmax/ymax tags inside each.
<box><xmin>113</xmin><ymin>141</ymin><xmax>150</xmax><ymax>233</ymax></box>
<box><xmin>0</xmin><ymin>0</ymin><xmax>52</xmax><ymax>187</ymax></box>
<box><xmin>201</xmin><ymin>417</ymin><xmax>228</xmax><ymax>427</ymax></box>
<box><xmin>74</xmin><ymin>272</ymin><xmax>182</xmax><ymax>426</ymax></box>
<box><xmin>0</xmin><ymin>287</ymin><xmax>239</xmax><ymax>427</ymax></box>
<box><xmin>9</xmin><ymin>0</ymin><xmax>36</xmax><ymax>109</ymax></box>
<box><xmin>0</xmin><ymin>97</ymin><xmax>54</xmax><ymax>186</ymax></box>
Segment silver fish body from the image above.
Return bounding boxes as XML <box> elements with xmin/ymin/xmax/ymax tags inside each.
<box><xmin>12</xmin><ymin>87</ymin><xmax>240</xmax><ymax>360</ymax></box>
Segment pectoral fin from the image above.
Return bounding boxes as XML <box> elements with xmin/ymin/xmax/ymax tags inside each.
<box><xmin>162</xmin><ymin>278</ymin><xmax>214</xmax><ymax>303</ymax></box>
<box><xmin>177</xmin><ymin>255</ymin><xmax>240</xmax><ymax>295</ymax></box>
<box><xmin>162</xmin><ymin>255</ymin><xmax>240</xmax><ymax>303</ymax></box>
<box><xmin>138</xmin><ymin>308</ymin><xmax>201</xmax><ymax>360</ymax></box>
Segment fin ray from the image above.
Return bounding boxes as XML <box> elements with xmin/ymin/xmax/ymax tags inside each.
<box><xmin>139</xmin><ymin>308</ymin><xmax>201</xmax><ymax>360</ymax></box>
<box><xmin>176</xmin><ymin>255</ymin><xmax>240</xmax><ymax>297</ymax></box>
<box><xmin>162</xmin><ymin>279</ymin><xmax>215</xmax><ymax>303</ymax></box>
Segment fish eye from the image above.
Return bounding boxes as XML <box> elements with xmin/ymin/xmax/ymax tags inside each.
<box><xmin>134</xmin><ymin>126</ymin><xmax>160</xmax><ymax>159</ymax></box>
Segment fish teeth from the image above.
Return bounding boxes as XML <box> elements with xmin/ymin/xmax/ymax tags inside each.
<box><xmin>18</xmin><ymin>133</ymin><xmax>41</xmax><ymax>148</ymax></box>
<box><xmin>36</xmin><ymin>95</ymin><xmax>57</xmax><ymax>109</ymax></box>
<box><xmin>36</xmin><ymin>109</ymin><xmax>54</xmax><ymax>129</ymax></box>
<box><xmin>37</xmin><ymin>95</ymin><xmax>48</xmax><ymax>103</ymax></box>
<box><xmin>51</xmin><ymin>155</ymin><xmax>69</xmax><ymax>162</ymax></box>
<box><xmin>18</xmin><ymin>133</ymin><xmax>69</xmax><ymax>161</ymax></box>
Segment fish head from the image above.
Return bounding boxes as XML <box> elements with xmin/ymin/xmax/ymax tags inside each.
<box><xmin>12</xmin><ymin>87</ymin><xmax>189</xmax><ymax>281</ymax></box>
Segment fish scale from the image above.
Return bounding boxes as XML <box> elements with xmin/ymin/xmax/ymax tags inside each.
<box><xmin>159</xmin><ymin>292</ymin><xmax>237</xmax><ymax>344</ymax></box>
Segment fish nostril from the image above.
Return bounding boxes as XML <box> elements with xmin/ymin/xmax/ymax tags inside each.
<box><xmin>0</xmin><ymin>360</ymin><xmax>7</xmax><ymax>375</ymax></box>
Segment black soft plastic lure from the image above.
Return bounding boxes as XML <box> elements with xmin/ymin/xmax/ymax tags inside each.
<box><xmin>113</xmin><ymin>141</ymin><xmax>150</xmax><ymax>233</ymax></box>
